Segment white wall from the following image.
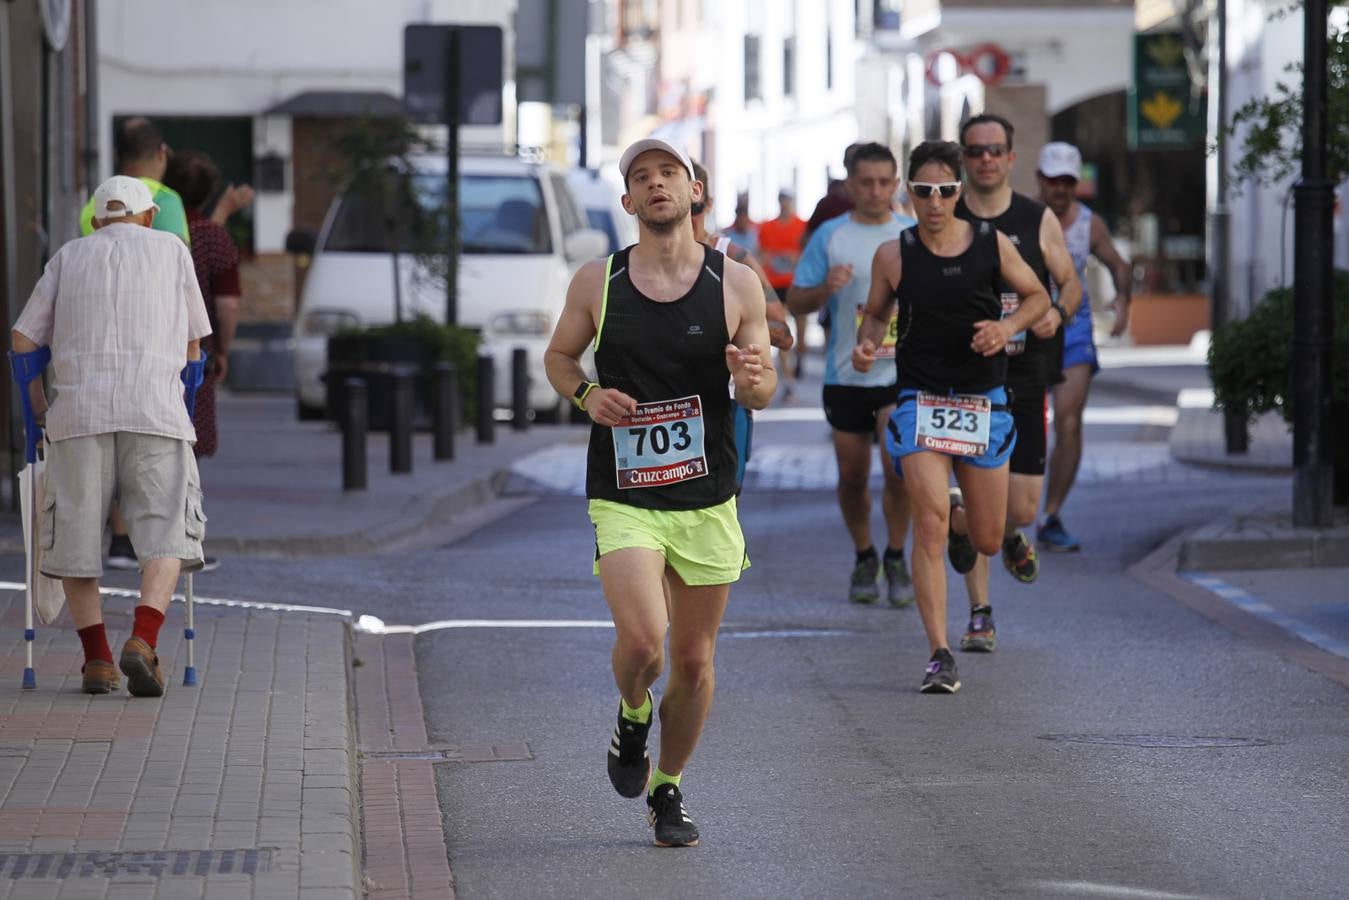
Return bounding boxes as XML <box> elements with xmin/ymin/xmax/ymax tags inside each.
<box><xmin>96</xmin><ymin>0</ymin><xmax>513</xmax><ymax>251</ymax></box>
<box><xmin>706</xmin><ymin>0</ymin><xmax>858</xmax><ymax>225</ymax></box>
<box><xmin>1224</xmin><ymin>0</ymin><xmax>1322</xmax><ymax>315</ymax></box>
<box><xmin>929</xmin><ymin>7</ymin><xmax>1134</xmax><ymax>115</ymax></box>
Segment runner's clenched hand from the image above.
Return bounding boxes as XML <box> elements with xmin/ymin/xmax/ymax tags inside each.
<box><xmin>585</xmin><ymin>387</ymin><xmax>638</xmax><ymax>427</ymax></box>
<box><xmin>726</xmin><ymin>343</ymin><xmax>764</xmax><ymax>389</ymax></box>
<box><xmin>971</xmin><ymin>319</ymin><xmax>1013</xmax><ymax>356</ymax></box>
<box><xmin>852</xmin><ymin>339</ymin><xmax>878</xmax><ymax>373</ymax></box>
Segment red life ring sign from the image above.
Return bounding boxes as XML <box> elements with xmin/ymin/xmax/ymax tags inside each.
<box><xmin>925</xmin><ymin>44</ymin><xmax>1011</xmax><ymax>87</ymax></box>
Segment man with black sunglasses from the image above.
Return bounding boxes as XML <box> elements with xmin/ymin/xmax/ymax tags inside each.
<box><xmin>950</xmin><ymin>113</ymin><xmax>1081</xmax><ymax>654</ymax></box>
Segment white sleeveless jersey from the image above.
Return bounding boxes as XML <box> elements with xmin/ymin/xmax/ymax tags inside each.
<box><xmin>1063</xmin><ymin>204</ymin><xmax>1093</xmax><ymax>326</ymax></box>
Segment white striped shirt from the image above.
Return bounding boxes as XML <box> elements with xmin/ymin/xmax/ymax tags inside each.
<box><xmin>15</xmin><ymin>224</ymin><xmax>213</xmax><ymax>442</ymax></box>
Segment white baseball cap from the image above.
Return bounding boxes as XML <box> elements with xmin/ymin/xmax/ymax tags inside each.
<box><xmin>618</xmin><ymin>137</ymin><xmax>695</xmax><ymax>183</ymax></box>
<box><xmin>93</xmin><ymin>175</ymin><xmax>160</xmax><ymax>220</ymax></box>
<box><xmin>1038</xmin><ymin>142</ymin><xmax>1083</xmax><ymax>180</ymax></box>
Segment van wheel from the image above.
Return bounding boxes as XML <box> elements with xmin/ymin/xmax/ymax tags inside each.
<box><xmin>296</xmin><ymin>396</ymin><xmax>326</xmax><ymax>421</ymax></box>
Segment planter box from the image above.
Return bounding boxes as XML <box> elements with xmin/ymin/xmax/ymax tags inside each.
<box><xmin>324</xmin><ymin>334</ymin><xmax>434</xmax><ymax>431</ymax></box>
<box><xmin>1128</xmin><ymin>292</ymin><xmax>1210</xmax><ymax>346</ymax></box>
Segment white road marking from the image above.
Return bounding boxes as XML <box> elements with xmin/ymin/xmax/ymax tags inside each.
<box><xmin>1184</xmin><ymin>573</ymin><xmax>1349</xmax><ymax>660</ymax></box>
<box><xmin>0</xmin><ymin>580</ymin><xmax>352</xmax><ymax>617</ymax></box>
<box><xmin>1029</xmin><ymin>881</ymin><xmax>1211</xmax><ymax>899</ymax></box>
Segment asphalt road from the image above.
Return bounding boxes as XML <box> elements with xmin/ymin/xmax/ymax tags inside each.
<box><xmin>9</xmin><ymin>382</ymin><xmax>1347</xmax><ymax>899</ymax></box>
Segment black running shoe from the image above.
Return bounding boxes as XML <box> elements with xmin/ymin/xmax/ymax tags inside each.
<box><xmin>920</xmin><ymin>648</ymin><xmax>961</xmax><ymax>694</ymax></box>
<box><xmin>1000</xmin><ymin>531</ymin><xmax>1038</xmax><ymax>584</ymax></box>
<box><xmin>106</xmin><ymin>534</ymin><xmax>139</xmax><ymax>571</ymax></box>
<box><xmin>646</xmin><ymin>783</ymin><xmax>700</xmax><ymax>847</ymax></box>
<box><xmin>959</xmin><ymin>605</ymin><xmax>996</xmax><ymax>653</ymax></box>
<box><xmin>607</xmin><ymin>692</ymin><xmax>652</xmax><ymax>798</ymax></box>
<box><xmin>946</xmin><ymin>492</ymin><xmax>977</xmax><ymax>575</ymax></box>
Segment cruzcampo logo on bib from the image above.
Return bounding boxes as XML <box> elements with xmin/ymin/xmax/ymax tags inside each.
<box><xmin>613</xmin><ymin>395</ymin><xmax>708</xmax><ymax>489</ymax></box>
<box><xmin>915</xmin><ymin>392</ymin><xmax>992</xmax><ymax>457</ymax></box>
<box><xmin>855</xmin><ymin>304</ymin><xmax>899</xmax><ymax>359</ymax></box>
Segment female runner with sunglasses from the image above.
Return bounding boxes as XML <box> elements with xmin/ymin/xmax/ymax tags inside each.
<box><xmin>853</xmin><ymin>141</ymin><xmax>1050</xmax><ymax>694</ymax></box>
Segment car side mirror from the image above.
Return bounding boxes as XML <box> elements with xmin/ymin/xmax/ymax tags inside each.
<box><xmin>564</xmin><ymin>228</ymin><xmax>609</xmax><ymax>262</ymax></box>
<box><xmin>285</xmin><ymin>227</ymin><xmax>317</xmax><ymax>256</ymax></box>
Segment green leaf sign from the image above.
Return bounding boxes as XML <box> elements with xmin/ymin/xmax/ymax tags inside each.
<box><xmin>1130</xmin><ymin>32</ymin><xmax>1207</xmax><ymax>149</ymax></box>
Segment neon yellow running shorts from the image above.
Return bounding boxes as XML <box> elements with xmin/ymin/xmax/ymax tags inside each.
<box><xmin>588</xmin><ymin>497</ymin><xmax>749</xmax><ymax>586</ymax></box>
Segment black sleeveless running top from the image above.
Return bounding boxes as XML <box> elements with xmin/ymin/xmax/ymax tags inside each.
<box><xmin>955</xmin><ymin>193</ymin><xmax>1058</xmax><ymax>388</ymax></box>
<box><xmin>586</xmin><ymin>245</ymin><xmax>738</xmax><ymax>510</ymax></box>
<box><xmin>893</xmin><ymin>221</ymin><xmax>1005</xmax><ymax>394</ymax></box>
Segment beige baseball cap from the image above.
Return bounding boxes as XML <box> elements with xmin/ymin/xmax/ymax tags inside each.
<box><xmin>93</xmin><ymin>175</ymin><xmax>160</xmax><ymax>220</ymax></box>
<box><xmin>1038</xmin><ymin>142</ymin><xmax>1083</xmax><ymax>180</ymax></box>
<box><xmin>618</xmin><ymin>137</ymin><xmax>695</xmax><ymax>183</ymax></box>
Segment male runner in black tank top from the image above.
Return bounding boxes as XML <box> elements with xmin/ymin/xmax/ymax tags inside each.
<box><xmin>949</xmin><ymin>114</ymin><xmax>1081</xmax><ymax>654</ymax></box>
<box><xmin>855</xmin><ymin>140</ymin><xmax>1049</xmax><ymax>694</ymax></box>
<box><xmin>544</xmin><ymin>137</ymin><xmax>775</xmax><ymax>847</ymax></box>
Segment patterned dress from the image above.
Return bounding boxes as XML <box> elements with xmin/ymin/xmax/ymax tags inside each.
<box><xmin>185</xmin><ymin>210</ymin><xmax>241</xmax><ymax>457</ymax></box>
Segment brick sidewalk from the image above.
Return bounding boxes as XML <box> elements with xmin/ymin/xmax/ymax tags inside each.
<box><xmin>0</xmin><ymin>591</ymin><xmax>359</xmax><ymax>900</ymax></box>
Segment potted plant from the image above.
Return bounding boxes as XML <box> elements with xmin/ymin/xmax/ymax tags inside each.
<box><xmin>321</xmin><ymin>117</ymin><xmax>477</xmax><ymax>429</ymax></box>
<box><xmin>1208</xmin><ymin>271</ymin><xmax>1349</xmax><ymax>504</ymax></box>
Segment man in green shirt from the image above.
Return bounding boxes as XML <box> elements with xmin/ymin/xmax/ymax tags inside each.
<box><xmin>80</xmin><ymin>118</ymin><xmax>190</xmax><ymax>244</ymax></box>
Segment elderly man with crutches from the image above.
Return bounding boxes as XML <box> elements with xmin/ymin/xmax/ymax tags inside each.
<box><xmin>10</xmin><ymin>175</ymin><xmax>211</xmax><ymax>697</ymax></box>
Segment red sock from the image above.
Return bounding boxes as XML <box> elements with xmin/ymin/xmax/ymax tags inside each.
<box><xmin>132</xmin><ymin>606</ymin><xmax>166</xmax><ymax>649</ymax></box>
<box><xmin>76</xmin><ymin>623</ymin><xmax>114</xmax><ymax>665</ymax></box>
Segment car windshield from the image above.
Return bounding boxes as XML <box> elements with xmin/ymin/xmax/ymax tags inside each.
<box><xmin>584</xmin><ymin>208</ymin><xmax>621</xmax><ymax>254</ymax></box>
<box><xmin>323</xmin><ymin>173</ymin><xmax>551</xmax><ymax>255</ymax></box>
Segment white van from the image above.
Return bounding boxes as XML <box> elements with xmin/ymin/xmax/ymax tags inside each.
<box><xmin>293</xmin><ymin>153</ymin><xmax>607</xmax><ymax>420</ymax></box>
<box><xmin>566</xmin><ymin>169</ymin><xmax>637</xmax><ymax>254</ymax></box>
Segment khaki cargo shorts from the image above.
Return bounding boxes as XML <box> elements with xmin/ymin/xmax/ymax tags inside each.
<box><xmin>40</xmin><ymin>432</ymin><xmax>206</xmax><ymax>578</ymax></box>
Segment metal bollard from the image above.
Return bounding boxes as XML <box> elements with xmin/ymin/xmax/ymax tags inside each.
<box><xmin>389</xmin><ymin>369</ymin><xmax>414</xmax><ymax>473</ymax></box>
<box><xmin>511</xmin><ymin>347</ymin><xmax>529</xmax><ymax>431</ymax></box>
<box><xmin>432</xmin><ymin>361</ymin><xmax>458</xmax><ymax>461</ymax></box>
<box><xmin>476</xmin><ymin>353</ymin><xmax>495</xmax><ymax>444</ymax></box>
<box><xmin>342</xmin><ymin>378</ymin><xmax>368</xmax><ymax>490</ymax></box>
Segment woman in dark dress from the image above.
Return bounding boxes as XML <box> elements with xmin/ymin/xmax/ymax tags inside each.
<box><xmin>163</xmin><ymin>150</ymin><xmax>243</xmax><ymax>458</ymax></box>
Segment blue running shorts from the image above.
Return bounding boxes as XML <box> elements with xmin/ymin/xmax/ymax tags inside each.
<box><xmin>885</xmin><ymin>386</ymin><xmax>1017</xmax><ymax>471</ymax></box>
<box><xmin>1062</xmin><ymin>318</ymin><xmax>1100</xmax><ymax>375</ymax></box>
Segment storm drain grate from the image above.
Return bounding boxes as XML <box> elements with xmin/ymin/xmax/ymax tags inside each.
<box><xmin>0</xmin><ymin>848</ymin><xmax>273</xmax><ymax>879</ymax></box>
<box><xmin>362</xmin><ymin>742</ymin><xmax>533</xmax><ymax>763</ymax></box>
<box><xmin>1038</xmin><ymin>734</ymin><xmax>1276</xmax><ymax>749</ymax></box>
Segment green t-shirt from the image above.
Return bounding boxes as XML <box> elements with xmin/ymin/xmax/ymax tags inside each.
<box><xmin>79</xmin><ymin>176</ymin><xmax>190</xmax><ymax>245</ymax></box>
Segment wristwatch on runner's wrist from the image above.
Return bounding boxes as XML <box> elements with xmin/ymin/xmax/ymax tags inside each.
<box><xmin>573</xmin><ymin>381</ymin><xmax>598</xmax><ymax>411</ymax></box>
<box><xmin>1050</xmin><ymin>298</ymin><xmax>1067</xmax><ymax>321</ymax></box>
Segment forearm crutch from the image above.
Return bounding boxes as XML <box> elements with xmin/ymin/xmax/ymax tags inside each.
<box><xmin>181</xmin><ymin>353</ymin><xmax>207</xmax><ymax>687</ymax></box>
<box><xmin>10</xmin><ymin>347</ymin><xmax>51</xmax><ymax>690</ymax></box>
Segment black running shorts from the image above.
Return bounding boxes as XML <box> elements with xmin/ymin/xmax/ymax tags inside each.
<box><xmin>822</xmin><ymin>383</ymin><xmax>899</xmax><ymax>434</ymax></box>
<box><xmin>1008</xmin><ymin>382</ymin><xmax>1048</xmax><ymax>476</ymax></box>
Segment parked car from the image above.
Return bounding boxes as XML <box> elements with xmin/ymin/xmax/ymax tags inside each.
<box><xmin>293</xmin><ymin>153</ymin><xmax>608</xmax><ymax>421</ymax></box>
<box><xmin>567</xmin><ymin>168</ymin><xmax>637</xmax><ymax>254</ymax></box>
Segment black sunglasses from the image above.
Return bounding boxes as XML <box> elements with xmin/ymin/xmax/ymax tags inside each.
<box><xmin>962</xmin><ymin>143</ymin><xmax>1008</xmax><ymax>159</ymax></box>
<box><xmin>909</xmin><ymin>181</ymin><xmax>961</xmax><ymax>199</ymax></box>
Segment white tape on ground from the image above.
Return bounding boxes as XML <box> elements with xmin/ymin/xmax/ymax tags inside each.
<box><xmin>1182</xmin><ymin>573</ymin><xmax>1349</xmax><ymax>661</ymax></box>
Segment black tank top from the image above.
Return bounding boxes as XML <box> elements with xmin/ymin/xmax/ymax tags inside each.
<box><xmin>586</xmin><ymin>245</ymin><xmax>738</xmax><ymax>510</ymax></box>
<box><xmin>955</xmin><ymin>193</ymin><xmax>1057</xmax><ymax>388</ymax></box>
<box><xmin>893</xmin><ymin>221</ymin><xmax>1005</xmax><ymax>394</ymax></box>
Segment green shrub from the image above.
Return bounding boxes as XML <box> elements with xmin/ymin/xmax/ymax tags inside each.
<box><xmin>356</xmin><ymin>315</ymin><xmax>481</xmax><ymax>424</ymax></box>
<box><xmin>1209</xmin><ymin>270</ymin><xmax>1349</xmax><ymax>423</ymax></box>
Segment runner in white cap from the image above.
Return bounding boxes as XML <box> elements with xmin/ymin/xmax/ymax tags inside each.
<box><xmin>1036</xmin><ymin>141</ymin><xmax>1133</xmax><ymax>552</ymax></box>
<box><xmin>545</xmin><ymin>136</ymin><xmax>775</xmax><ymax>847</ymax></box>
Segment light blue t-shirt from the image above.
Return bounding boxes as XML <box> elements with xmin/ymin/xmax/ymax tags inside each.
<box><xmin>794</xmin><ymin>211</ymin><xmax>916</xmax><ymax>386</ymax></box>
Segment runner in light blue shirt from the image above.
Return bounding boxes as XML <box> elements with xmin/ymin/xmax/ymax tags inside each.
<box><xmin>787</xmin><ymin>142</ymin><xmax>917</xmax><ymax>608</ymax></box>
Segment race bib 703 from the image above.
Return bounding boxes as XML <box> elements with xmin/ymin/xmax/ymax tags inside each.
<box><xmin>612</xmin><ymin>395</ymin><xmax>708</xmax><ymax>489</ymax></box>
